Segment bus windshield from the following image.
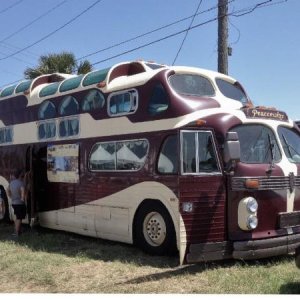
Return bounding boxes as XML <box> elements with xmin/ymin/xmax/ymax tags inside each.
<box><xmin>232</xmin><ymin>124</ymin><xmax>281</xmax><ymax>164</ymax></box>
<box><xmin>278</xmin><ymin>126</ymin><xmax>300</xmax><ymax>163</ymax></box>
<box><xmin>169</xmin><ymin>74</ymin><xmax>215</xmax><ymax>97</ymax></box>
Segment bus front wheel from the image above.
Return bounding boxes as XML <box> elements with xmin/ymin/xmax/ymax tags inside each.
<box><xmin>134</xmin><ymin>201</ymin><xmax>177</xmax><ymax>256</ymax></box>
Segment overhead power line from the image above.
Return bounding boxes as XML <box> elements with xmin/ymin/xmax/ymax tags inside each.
<box><xmin>77</xmin><ymin>0</ymin><xmax>237</xmax><ymax>61</ymax></box>
<box><xmin>0</xmin><ymin>41</ymin><xmax>38</xmax><ymax>60</ymax></box>
<box><xmin>172</xmin><ymin>0</ymin><xmax>203</xmax><ymax>65</ymax></box>
<box><xmin>0</xmin><ymin>0</ymin><xmax>289</xmax><ymax>88</ymax></box>
<box><xmin>0</xmin><ymin>0</ymin><xmax>25</xmax><ymax>15</ymax></box>
<box><xmin>91</xmin><ymin>0</ymin><xmax>282</xmax><ymax>66</ymax></box>
<box><xmin>0</xmin><ymin>0</ymin><xmax>103</xmax><ymax>62</ymax></box>
<box><xmin>231</xmin><ymin>0</ymin><xmax>272</xmax><ymax>17</ymax></box>
<box><xmin>0</xmin><ymin>0</ymin><xmax>68</xmax><ymax>44</ymax></box>
<box><xmin>91</xmin><ymin>17</ymin><xmax>220</xmax><ymax>66</ymax></box>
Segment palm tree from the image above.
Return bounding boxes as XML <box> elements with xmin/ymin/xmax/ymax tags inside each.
<box><xmin>24</xmin><ymin>51</ymin><xmax>93</xmax><ymax>79</ymax></box>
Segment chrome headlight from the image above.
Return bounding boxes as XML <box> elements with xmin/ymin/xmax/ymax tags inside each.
<box><xmin>247</xmin><ymin>215</ymin><xmax>258</xmax><ymax>230</ymax></box>
<box><xmin>246</xmin><ymin>197</ymin><xmax>258</xmax><ymax>213</ymax></box>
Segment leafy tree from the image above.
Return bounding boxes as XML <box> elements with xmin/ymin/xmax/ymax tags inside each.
<box><xmin>24</xmin><ymin>51</ymin><xmax>93</xmax><ymax>79</ymax></box>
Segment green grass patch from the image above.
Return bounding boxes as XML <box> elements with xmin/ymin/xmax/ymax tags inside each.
<box><xmin>0</xmin><ymin>222</ymin><xmax>299</xmax><ymax>293</ymax></box>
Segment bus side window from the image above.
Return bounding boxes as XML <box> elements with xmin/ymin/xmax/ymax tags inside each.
<box><xmin>59</xmin><ymin>95</ymin><xmax>79</xmax><ymax>116</ymax></box>
<box><xmin>59</xmin><ymin>118</ymin><xmax>79</xmax><ymax>138</ymax></box>
<box><xmin>198</xmin><ymin>135</ymin><xmax>218</xmax><ymax>172</ymax></box>
<box><xmin>148</xmin><ymin>83</ymin><xmax>169</xmax><ymax>116</ymax></box>
<box><xmin>181</xmin><ymin>131</ymin><xmax>220</xmax><ymax>174</ymax></box>
<box><xmin>158</xmin><ymin>135</ymin><xmax>178</xmax><ymax>174</ymax></box>
<box><xmin>82</xmin><ymin>89</ymin><xmax>105</xmax><ymax>112</ymax></box>
<box><xmin>89</xmin><ymin>139</ymin><xmax>148</xmax><ymax>171</ymax></box>
<box><xmin>108</xmin><ymin>89</ymin><xmax>138</xmax><ymax>116</ymax></box>
<box><xmin>38</xmin><ymin>122</ymin><xmax>56</xmax><ymax>140</ymax></box>
<box><xmin>39</xmin><ymin>101</ymin><xmax>56</xmax><ymax>119</ymax></box>
<box><xmin>0</xmin><ymin>127</ymin><xmax>13</xmax><ymax>144</ymax></box>
<box><xmin>0</xmin><ymin>128</ymin><xmax>5</xmax><ymax>143</ymax></box>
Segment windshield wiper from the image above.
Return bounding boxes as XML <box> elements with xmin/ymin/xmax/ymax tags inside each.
<box><xmin>266</xmin><ymin>133</ymin><xmax>275</xmax><ymax>175</ymax></box>
<box><xmin>282</xmin><ymin>134</ymin><xmax>300</xmax><ymax>159</ymax></box>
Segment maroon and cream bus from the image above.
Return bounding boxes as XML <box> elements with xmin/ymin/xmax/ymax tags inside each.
<box><xmin>0</xmin><ymin>60</ymin><xmax>300</xmax><ymax>264</ymax></box>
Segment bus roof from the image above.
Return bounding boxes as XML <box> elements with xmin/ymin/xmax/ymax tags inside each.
<box><xmin>0</xmin><ymin>60</ymin><xmax>240</xmax><ymax>103</ymax></box>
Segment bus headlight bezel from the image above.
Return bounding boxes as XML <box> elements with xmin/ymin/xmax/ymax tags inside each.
<box><xmin>238</xmin><ymin>197</ymin><xmax>259</xmax><ymax>231</ymax></box>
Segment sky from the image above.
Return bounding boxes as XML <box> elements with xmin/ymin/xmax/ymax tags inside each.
<box><xmin>0</xmin><ymin>0</ymin><xmax>299</xmax><ymax>120</ymax></box>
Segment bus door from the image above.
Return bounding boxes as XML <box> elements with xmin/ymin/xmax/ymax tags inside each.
<box><xmin>32</xmin><ymin>145</ymin><xmax>48</xmax><ymax>213</ymax></box>
<box><xmin>25</xmin><ymin>145</ymin><xmax>35</xmax><ymax>225</ymax></box>
<box><xmin>33</xmin><ymin>144</ymin><xmax>78</xmax><ymax>225</ymax></box>
<box><xmin>179</xmin><ymin>130</ymin><xmax>227</xmax><ymax>262</ymax></box>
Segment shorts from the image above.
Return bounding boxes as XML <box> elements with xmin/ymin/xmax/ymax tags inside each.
<box><xmin>12</xmin><ymin>204</ymin><xmax>26</xmax><ymax>220</ymax></box>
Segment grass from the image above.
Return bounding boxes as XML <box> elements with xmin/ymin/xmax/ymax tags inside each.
<box><xmin>0</xmin><ymin>222</ymin><xmax>300</xmax><ymax>293</ymax></box>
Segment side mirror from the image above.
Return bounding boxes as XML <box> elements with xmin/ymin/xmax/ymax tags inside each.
<box><xmin>224</xmin><ymin>131</ymin><xmax>240</xmax><ymax>165</ymax></box>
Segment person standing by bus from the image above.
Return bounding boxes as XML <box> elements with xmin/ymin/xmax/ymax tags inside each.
<box><xmin>7</xmin><ymin>169</ymin><xmax>26</xmax><ymax>237</ymax></box>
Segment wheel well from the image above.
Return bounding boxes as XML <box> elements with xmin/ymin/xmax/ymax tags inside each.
<box><xmin>0</xmin><ymin>185</ymin><xmax>8</xmax><ymax>200</ymax></box>
<box><xmin>132</xmin><ymin>199</ymin><xmax>174</xmax><ymax>244</ymax></box>
<box><xmin>0</xmin><ymin>185</ymin><xmax>10</xmax><ymax>222</ymax></box>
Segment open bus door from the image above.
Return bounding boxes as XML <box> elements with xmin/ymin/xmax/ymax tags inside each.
<box><xmin>25</xmin><ymin>145</ymin><xmax>37</xmax><ymax>226</ymax></box>
<box><xmin>178</xmin><ymin>129</ymin><xmax>228</xmax><ymax>263</ymax></box>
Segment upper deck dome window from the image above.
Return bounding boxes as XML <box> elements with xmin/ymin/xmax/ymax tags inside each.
<box><xmin>0</xmin><ymin>84</ymin><xmax>17</xmax><ymax>98</ymax></box>
<box><xmin>59</xmin><ymin>75</ymin><xmax>83</xmax><ymax>93</ymax></box>
<box><xmin>216</xmin><ymin>78</ymin><xmax>248</xmax><ymax>104</ymax></box>
<box><xmin>169</xmin><ymin>74</ymin><xmax>215</xmax><ymax>97</ymax></box>
<box><xmin>82</xmin><ymin>68</ymin><xmax>109</xmax><ymax>87</ymax></box>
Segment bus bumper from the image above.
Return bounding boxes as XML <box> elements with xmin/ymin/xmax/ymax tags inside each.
<box><xmin>233</xmin><ymin>233</ymin><xmax>300</xmax><ymax>260</ymax></box>
<box><xmin>186</xmin><ymin>241</ymin><xmax>232</xmax><ymax>263</ymax></box>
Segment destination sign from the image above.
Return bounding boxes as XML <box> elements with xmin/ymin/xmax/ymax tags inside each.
<box><xmin>242</xmin><ymin>107</ymin><xmax>288</xmax><ymax>122</ymax></box>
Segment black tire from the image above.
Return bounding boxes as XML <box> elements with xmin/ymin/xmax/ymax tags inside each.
<box><xmin>0</xmin><ymin>187</ymin><xmax>9</xmax><ymax>223</ymax></box>
<box><xmin>296</xmin><ymin>247</ymin><xmax>300</xmax><ymax>269</ymax></box>
<box><xmin>134</xmin><ymin>200</ymin><xmax>177</xmax><ymax>256</ymax></box>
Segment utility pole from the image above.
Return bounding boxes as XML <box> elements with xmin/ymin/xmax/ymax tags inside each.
<box><xmin>218</xmin><ymin>0</ymin><xmax>228</xmax><ymax>75</ymax></box>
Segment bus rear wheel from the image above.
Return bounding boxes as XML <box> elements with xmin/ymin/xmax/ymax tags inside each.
<box><xmin>134</xmin><ymin>201</ymin><xmax>177</xmax><ymax>256</ymax></box>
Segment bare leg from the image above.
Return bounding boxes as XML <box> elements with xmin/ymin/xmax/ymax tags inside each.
<box><xmin>14</xmin><ymin>219</ymin><xmax>22</xmax><ymax>235</ymax></box>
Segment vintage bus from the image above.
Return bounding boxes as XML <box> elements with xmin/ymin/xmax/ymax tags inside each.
<box><xmin>0</xmin><ymin>60</ymin><xmax>300</xmax><ymax>264</ymax></box>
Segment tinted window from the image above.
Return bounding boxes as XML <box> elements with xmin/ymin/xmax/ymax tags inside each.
<box><xmin>233</xmin><ymin>125</ymin><xmax>281</xmax><ymax>163</ymax></box>
<box><xmin>146</xmin><ymin>63</ymin><xmax>164</xmax><ymax>70</ymax></box>
<box><xmin>59</xmin><ymin>118</ymin><xmax>79</xmax><ymax>137</ymax></box>
<box><xmin>82</xmin><ymin>68</ymin><xmax>110</xmax><ymax>86</ymax></box>
<box><xmin>278</xmin><ymin>126</ymin><xmax>300</xmax><ymax>163</ymax></box>
<box><xmin>82</xmin><ymin>89</ymin><xmax>105</xmax><ymax>111</ymax></box>
<box><xmin>0</xmin><ymin>127</ymin><xmax>13</xmax><ymax>143</ymax></box>
<box><xmin>59</xmin><ymin>75</ymin><xmax>83</xmax><ymax>92</ymax></box>
<box><xmin>216</xmin><ymin>79</ymin><xmax>248</xmax><ymax>104</ymax></box>
<box><xmin>158</xmin><ymin>135</ymin><xmax>178</xmax><ymax>174</ymax></box>
<box><xmin>38</xmin><ymin>122</ymin><xmax>56</xmax><ymax>140</ymax></box>
<box><xmin>16</xmin><ymin>80</ymin><xmax>31</xmax><ymax>93</ymax></box>
<box><xmin>89</xmin><ymin>139</ymin><xmax>148</xmax><ymax>171</ymax></box>
<box><xmin>39</xmin><ymin>101</ymin><xmax>56</xmax><ymax>119</ymax></box>
<box><xmin>181</xmin><ymin>131</ymin><xmax>219</xmax><ymax>174</ymax></box>
<box><xmin>148</xmin><ymin>83</ymin><xmax>169</xmax><ymax>116</ymax></box>
<box><xmin>59</xmin><ymin>96</ymin><xmax>79</xmax><ymax>115</ymax></box>
<box><xmin>39</xmin><ymin>82</ymin><xmax>59</xmax><ymax>97</ymax></box>
<box><xmin>169</xmin><ymin>74</ymin><xmax>215</xmax><ymax>97</ymax></box>
<box><xmin>0</xmin><ymin>85</ymin><xmax>16</xmax><ymax>98</ymax></box>
<box><xmin>108</xmin><ymin>89</ymin><xmax>138</xmax><ymax>116</ymax></box>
